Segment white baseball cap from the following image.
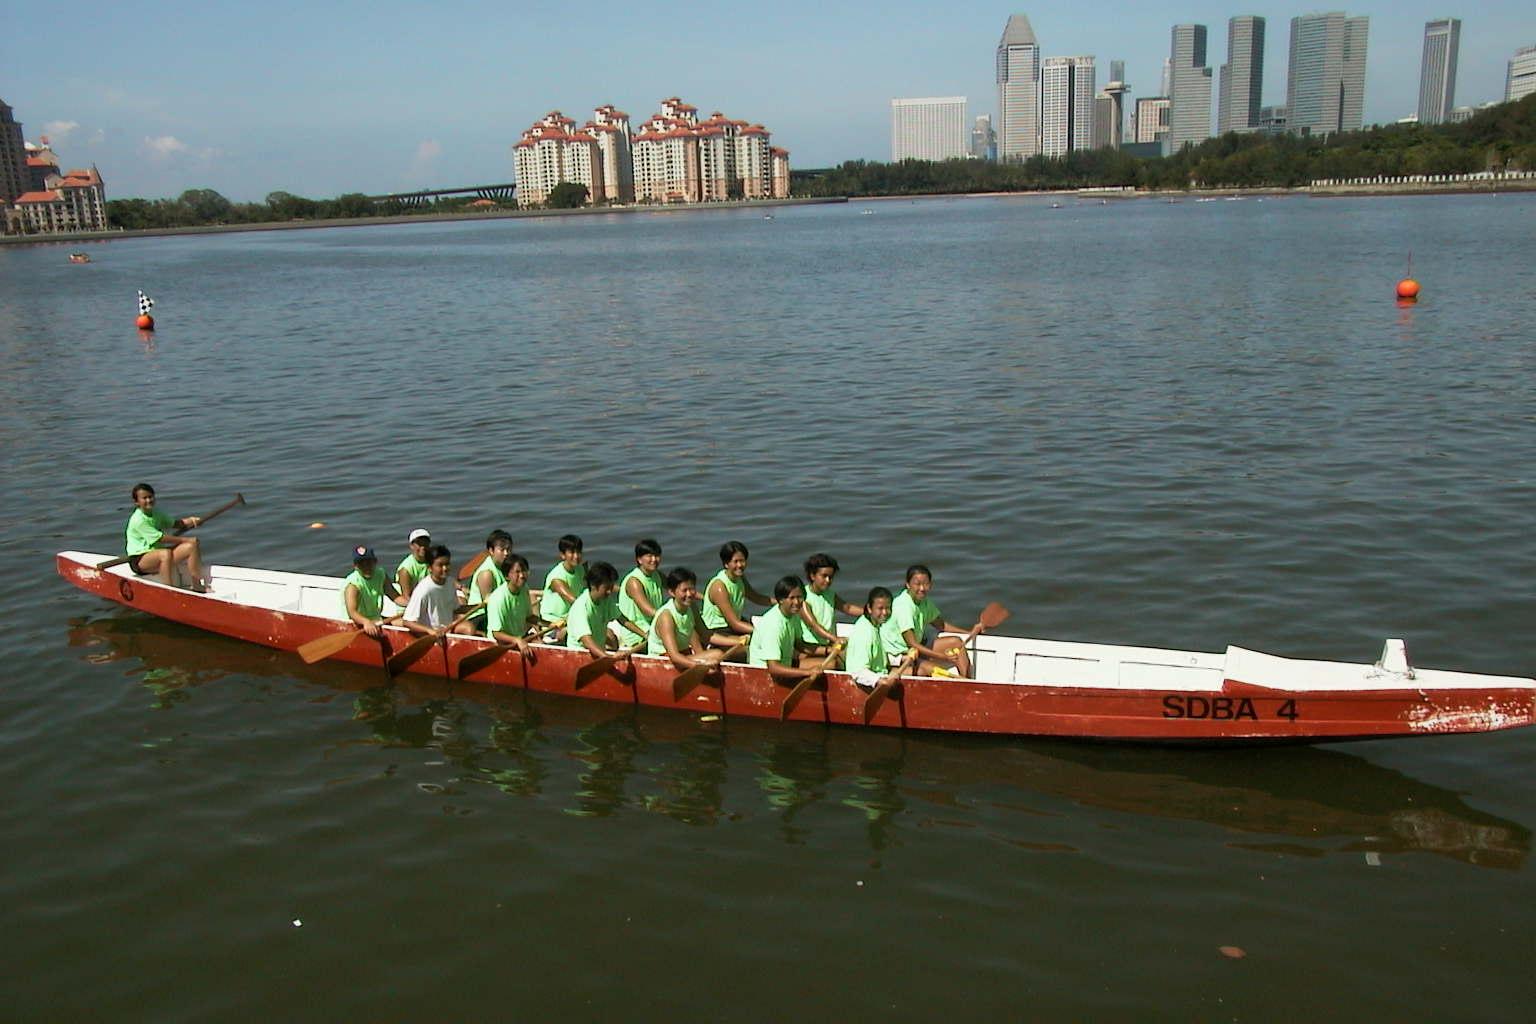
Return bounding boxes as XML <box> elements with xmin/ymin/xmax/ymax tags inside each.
<box><xmin>408</xmin><ymin>528</ymin><xmax>431</xmax><ymax>544</ymax></box>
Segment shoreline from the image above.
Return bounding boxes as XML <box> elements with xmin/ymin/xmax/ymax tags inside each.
<box><xmin>0</xmin><ymin>195</ymin><xmax>846</xmax><ymax>247</ymax></box>
<box><xmin>850</xmin><ymin>179</ymin><xmax>1536</xmax><ymax>203</ymax></box>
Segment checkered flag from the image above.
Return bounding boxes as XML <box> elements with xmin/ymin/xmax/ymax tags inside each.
<box><xmin>137</xmin><ymin>290</ymin><xmax>155</xmax><ymax>316</ymax></box>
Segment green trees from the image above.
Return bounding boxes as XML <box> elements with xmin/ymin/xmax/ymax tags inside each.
<box><xmin>545</xmin><ymin>182</ymin><xmax>590</xmax><ymax>208</ymax></box>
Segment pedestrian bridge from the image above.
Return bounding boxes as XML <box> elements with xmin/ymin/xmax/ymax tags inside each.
<box><xmin>369</xmin><ymin>183</ymin><xmax>517</xmax><ymax>207</ymax></box>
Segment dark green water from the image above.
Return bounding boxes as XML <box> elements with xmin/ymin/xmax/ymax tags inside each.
<box><xmin>3</xmin><ymin>195</ymin><xmax>1534</xmax><ymax>1020</ymax></box>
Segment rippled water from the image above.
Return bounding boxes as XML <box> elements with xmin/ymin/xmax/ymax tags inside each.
<box><xmin>4</xmin><ymin>195</ymin><xmax>1535</xmax><ymax>1020</ymax></box>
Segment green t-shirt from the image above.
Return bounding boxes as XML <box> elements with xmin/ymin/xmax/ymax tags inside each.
<box><xmin>844</xmin><ymin>616</ymin><xmax>888</xmax><ymax>676</ymax></box>
<box><xmin>748</xmin><ymin>604</ymin><xmax>798</xmax><ymax>667</ymax></box>
<box><xmin>467</xmin><ymin>557</ymin><xmax>508</xmax><ymax>605</ymax></box>
<box><xmin>699</xmin><ymin>569</ymin><xmax>746</xmax><ymax>631</ymax></box>
<box><xmin>616</xmin><ymin>566</ymin><xmax>664</xmax><ymax>647</ymax></box>
<box><xmin>540</xmin><ymin>561</ymin><xmax>586</xmax><ymax>622</ymax></box>
<box><xmin>646</xmin><ymin>599</ymin><xmax>700</xmax><ymax>657</ymax></box>
<box><xmin>881</xmin><ymin>590</ymin><xmax>942</xmax><ymax>658</ymax></box>
<box><xmin>125</xmin><ymin>507</ymin><xmax>175</xmax><ymax>556</ymax></box>
<box><xmin>342</xmin><ymin>567</ymin><xmax>389</xmax><ymax>621</ymax></box>
<box><xmin>799</xmin><ymin>587</ymin><xmax>838</xmax><ymax>645</ymax></box>
<box><xmin>485</xmin><ymin>581</ymin><xmax>532</xmax><ymax>639</ymax></box>
<box><xmin>565</xmin><ymin>590</ymin><xmax>616</xmax><ymax>650</ymax></box>
<box><xmin>397</xmin><ymin>553</ymin><xmax>430</xmax><ymax>590</ymax></box>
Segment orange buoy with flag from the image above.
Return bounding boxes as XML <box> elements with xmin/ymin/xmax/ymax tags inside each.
<box><xmin>136</xmin><ymin>289</ymin><xmax>155</xmax><ymax>330</ymax></box>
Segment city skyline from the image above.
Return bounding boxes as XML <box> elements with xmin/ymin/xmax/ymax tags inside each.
<box><xmin>5</xmin><ymin>2</ymin><xmax>1535</xmax><ymax>200</ymax></box>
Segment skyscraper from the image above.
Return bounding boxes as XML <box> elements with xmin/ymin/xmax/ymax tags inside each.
<box><xmin>1167</xmin><ymin>24</ymin><xmax>1213</xmax><ymax>154</ymax></box>
<box><xmin>1286</xmin><ymin>12</ymin><xmax>1369</xmax><ymax>136</ymax></box>
<box><xmin>891</xmin><ymin>98</ymin><xmax>968</xmax><ymax>162</ymax></box>
<box><xmin>1218</xmin><ymin>16</ymin><xmax>1266</xmax><ymax>134</ymax></box>
<box><xmin>0</xmin><ymin>99</ymin><xmax>28</xmax><ymax>210</ymax></box>
<box><xmin>996</xmin><ymin>14</ymin><xmax>1042</xmax><ymax>160</ymax></box>
<box><xmin>1507</xmin><ymin>45</ymin><xmax>1536</xmax><ymax>103</ymax></box>
<box><xmin>1041</xmin><ymin>57</ymin><xmax>1096</xmax><ymax>157</ymax></box>
<box><xmin>971</xmin><ymin>116</ymin><xmax>997</xmax><ymax>159</ymax></box>
<box><xmin>1418</xmin><ymin>19</ymin><xmax>1461</xmax><ymax>124</ymax></box>
<box><xmin>1134</xmin><ymin>97</ymin><xmax>1171</xmax><ymax>145</ymax></box>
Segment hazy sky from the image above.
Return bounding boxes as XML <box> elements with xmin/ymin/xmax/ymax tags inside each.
<box><xmin>4</xmin><ymin>2</ymin><xmax>1532</xmax><ymax>201</ymax></box>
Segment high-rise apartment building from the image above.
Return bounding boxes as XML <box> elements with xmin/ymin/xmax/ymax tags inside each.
<box><xmin>1167</xmin><ymin>24</ymin><xmax>1213</xmax><ymax>153</ymax></box>
<box><xmin>1286</xmin><ymin>12</ymin><xmax>1369</xmax><ymax>136</ymax></box>
<box><xmin>1508</xmin><ymin>45</ymin><xmax>1536</xmax><ymax>103</ymax></box>
<box><xmin>1417</xmin><ymin>19</ymin><xmax>1460</xmax><ymax>124</ymax></box>
<box><xmin>513</xmin><ymin>111</ymin><xmax>604</xmax><ymax>207</ymax></box>
<box><xmin>891</xmin><ymin>97</ymin><xmax>968</xmax><ymax>161</ymax></box>
<box><xmin>588</xmin><ymin>105</ymin><xmax>634</xmax><ymax>203</ymax></box>
<box><xmin>1134</xmin><ymin>97</ymin><xmax>1171</xmax><ymax>145</ymax></box>
<box><xmin>0</xmin><ymin>99</ymin><xmax>28</xmax><ymax>210</ymax></box>
<box><xmin>996</xmin><ymin>14</ymin><xmax>1042</xmax><ymax>160</ymax></box>
<box><xmin>1218</xmin><ymin>16</ymin><xmax>1266</xmax><ymax>134</ymax></box>
<box><xmin>970</xmin><ymin>116</ymin><xmax>996</xmax><ymax>159</ymax></box>
<box><xmin>1041</xmin><ymin>57</ymin><xmax>1096</xmax><ymax>157</ymax></box>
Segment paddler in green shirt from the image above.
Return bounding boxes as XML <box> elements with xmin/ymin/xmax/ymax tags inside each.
<box><xmin>616</xmin><ymin>538</ymin><xmax>665</xmax><ymax>648</ymax></box>
<box><xmin>123</xmin><ymin>482</ymin><xmax>208</xmax><ymax>590</ymax></box>
<box><xmin>341</xmin><ymin>545</ymin><xmax>405</xmax><ymax>637</ymax></box>
<box><xmin>539</xmin><ymin>534</ymin><xmax>587</xmax><ymax>631</ymax></box>
<box><xmin>880</xmin><ymin>564</ymin><xmax>977</xmax><ymax>678</ymax></box>
<box><xmin>396</xmin><ymin>528</ymin><xmax>434</xmax><ymax>605</ymax></box>
<box><xmin>844</xmin><ymin>587</ymin><xmax>897</xmax><ymax>687</ymax></box>
<box><xmin>797</xmin><ymin>552</ymin><xmax>864</xmax><ymax>665</ymax></box>
<box><xmin>565</xmin><ymin>561</ymin><xmax>647</xmax><ymax>661</ymax></box>
<box><xmin>484</xmin><ymin>553</ymin><xmax>537</xmax><ymax>657</ymax></box>
<box><xmin>464</xmin><ymin>529</ymin><xmax>514</xmax><ymax>636</ymax></box>
<box><xmin>747</xmin><ymin>575</ymin><xmax>823</xmax><ymax>684</ymax></box>
<box><xmin>647</xmin><ymin>567</ymin><xmax>726</xmax><ymax>672</ymax></box>
<box><xmin>701</xmin><ymin>540</ymin><xmax>772</xmax><ymax>651</ymax></box>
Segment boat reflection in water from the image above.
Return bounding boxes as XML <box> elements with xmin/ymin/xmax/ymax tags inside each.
<box><xmin>68</xmin><ymin>612</ymin><xmax>1531</xmax><ymax>869</ymax></box>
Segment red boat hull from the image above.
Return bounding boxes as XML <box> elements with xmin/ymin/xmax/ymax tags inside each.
<box><xmin>57</xmin><ymin>554</ymin><xmax>1536</xmax><ymax>743</ymax></box>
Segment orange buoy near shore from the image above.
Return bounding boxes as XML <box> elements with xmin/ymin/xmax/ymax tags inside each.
<box><xmin>1395</xmin><ymin>278</ymin><xmax>1420</xmax><ymax>301</ymax></box>
<box><xmin>136</xmin><ymin>314</ymin><xmax>155</xmax><ymax>330</ymax></box>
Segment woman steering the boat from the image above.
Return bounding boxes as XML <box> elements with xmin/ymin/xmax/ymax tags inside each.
<box><xmin>124</xmin><ymin>483</ymin><xmax>208</xmax><ymax>591</ymax></box>
<box><xmin>879</xmin><ymin>564</ymin><xmax>976</xmax><ymax>678</ymax></box>
<box><xmin>700</xmin><ymin>540</ymin><xmax>772</xmax><ymax>650</ymax></box>
<box><xmin>647</xmin><ymin>567</ymin><xmax>726</xmax><ymax>672</ymax></box>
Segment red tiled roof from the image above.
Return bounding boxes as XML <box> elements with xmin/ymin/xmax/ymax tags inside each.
<box><xmin>771</xmin><ymin>146</ymin><xmax>789</xmax><ymax>156</ymax></box>
<box><xmin>26</xmin><ymin>155</ymin><xmax>55</xmax><ymax>167</ymax></box>
<box><xmin>16</xmin><ymin>190</ymin><xmax>62</xmax><ymax>204</ymax></box>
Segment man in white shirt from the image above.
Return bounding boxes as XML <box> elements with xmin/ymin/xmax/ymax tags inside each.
<box><xmin>403</xmin><ymin>546</ymin><xmax>476</xmax><ymax>635</ymax></box>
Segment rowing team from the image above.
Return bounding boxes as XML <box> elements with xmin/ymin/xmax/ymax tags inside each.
<box><xmin>119</xmin><ymin>484</ymin><xmax>992</xmax><ymax>686</ymax></box>
<box><xmin>349</xmin><ymin>529</ymin><xmax>991</xmax><ymax>687</ymax></box>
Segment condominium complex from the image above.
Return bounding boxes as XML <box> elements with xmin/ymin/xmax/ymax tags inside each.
<box><xmin>1134</xmin><ymin>97</ymin><xmax>1171</xmax><ymax>146</ymax></box>
<box><xmin>1218</xmin><ymin>16</ymin><xmax>1266</xmax><ymax>134</ymax></box>
<box><xmin>513</xmin><ymin>97</ymin><xmax>787</xmax><ymax>207</ymax></box>
<box><xmin>1167</xmin><ymin>24</ymin><xmax>1213</xmax><ymax>153</ymax></box>
<box><xmin>890</xmin><ymin>97</ymin><xmax>968</xmax><ymax>162</ymax></box>
<box><xmin>0</xmin><ymin>100</ymin><xmax>28</xmax><ymax>208</ymax></box>
<box><xmin>1041</xmin><ymin>58</ymin><xmax>1096</xmax><ymax>157</ymax></box>
<box><xmin>1417</xmin><ymin>19</ymin><xmax>1461</xmax><ymax>124</ymax></box>
<box><xmin>0</xmin><ymin>99</ymin><xmax>108</xmax><ymax>235</ymax></box>
<box><xmin>1286</xmin><ymin>12</ymin><xmax>1369</xmax><ymax>136</ymax></box>
<box><xmin>996</xmin><ymin>14</ymin><xmax>1042</xmax><ymax>160</ymax></box>
<box><xmin>1508</xmin><ymin>45</ymin><xmax>1536</xmax><ymax>103</ymax></box>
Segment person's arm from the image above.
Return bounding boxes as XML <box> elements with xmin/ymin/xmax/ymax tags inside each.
<box><xmin>707</xmin><ymin>579</ymin><xmax>755</xmax><ymax>635</ymax></box>
<box><xmin>549</xmin><ymin>578</ymin><xmax>577</xmax><ymax>605</ymax></box>
<box><xmin>491</xmin><ymin>628</ymin><xmax>531</xmax><ymax>654</ymax></box>
<box><xmin>625</xmin><ymin>576</ymin><xmax>659</xmax><ymax>619</ymax></box>
<box><xmin>761</xmin><ymin>657</ymin><xmax>820</xmax><ymax>683</ymax></box>
<box><xmin>396</xmin><ymin>567</ymin><xmax>415</xmax><ymax>604</ymax></box>
<box><xmin>344</xmin><ymin>585</ymin><xmax>381</xmax><ymax>636</ymax></box>
<box><xmin>614</xmin><ymin>613</ymin><xmax>648</xmax><ymax>643</ymax></box>
<box><xmin>897</xmin><ymin>625</ymin><xmax>951</xmax><ymax>662</ymax></box>
<box><xmin>660</xmin><ymin>610</ymin><xmax>722</xmax><ymax>672</ymax></box>
<box><xmin>836</xmin><ymin>595</ymin><xmax>864</xmax><ymax>617</ymax></box>
<box><xmin>798</xmin><ymin>603</ymin><xmax>839</xmax><ymax>646</ymax></box>
<box><xmin>742</xmin><ymin>575</ymin><xmax>772</xmax><ymax>607</ymax></box>
<box><xmin>171</xmin><ymin>514</ymin><xmax>202</xmax><ymax>531</ymax></box>
<box><xmin>472</xmin><ymin>567</ymin><xmax>497</xmax><ymax>604</ymax></box>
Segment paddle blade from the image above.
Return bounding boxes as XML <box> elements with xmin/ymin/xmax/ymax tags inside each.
<box><xmin>457</xmin><ymin>643</ymin><xmax>510</xmax><ymax>680</ymax></box>
<box><xmin>671</xmin><ymin>663</ymin><xmax>710</xmax><ymax>701</ymax></box>
<box><xmin>458</xmin><ymin>550</ymin><xmax>489</xmax><ymax>582</ymax></box>
<box><xmin>978</xmin><ymin>601</ymin><xmax>1010</xmax><ymax>630</ymax></box>
<box><xmin>575</xmin><ymin>655</ymin><xmax>617</xmax><ymax>690</ymax></box>
<box><xmin>298</xmin><ymin>628</ymin><xmax>361</xmax><ymax>664</ymax></box>
<box><xmin>386</xmin><ymin>632</ymin><xmax>438</xmax><ymax>677</ymax></box>
<box><xmin>862</xmin><ymin>652</ymin><xmax>918</xmax><ymax>725</ymax></box>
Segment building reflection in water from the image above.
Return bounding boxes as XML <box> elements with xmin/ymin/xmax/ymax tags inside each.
<box><xmin>66</xmin><ymin>611</ymin><xmax>1535</xmax><ymax>869</ymax></box>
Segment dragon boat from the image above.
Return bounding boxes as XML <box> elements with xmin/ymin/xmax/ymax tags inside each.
<box><xmin>56</xmin><ymin>551</ymin><xmax>1536</xmax><ymax>744</ymax></box>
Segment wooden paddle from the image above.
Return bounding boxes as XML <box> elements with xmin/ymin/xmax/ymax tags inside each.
<box><xmin>297</xmin><ymin>615</ymin><xmax>402</xmax><ymax>664</ymax></box>
<box><xmin>457</xmin><ymin>549</ymin><xmax>489</xmax><ymax>582</ymax></box>
<box><xmin>861</xmin><ymin>648</ymin><xmax>920</xmax><ymax>724</ymax></box>
<box><xmin>672</xmin><ymin>640</ymin><xmax>747</xmax><ymax>701</ymax></box>
<box><xmin>778</xmin><ymin>641</ymin><xmax>845</xmax><ymax>721</ymax></box>
<box><xmin>386</xmin><ymin>602</ymin><xmax>486</xmax><ymax>678</ymax></box>
<box><xmin>456</xmin><ymin>617</ymin><xmax>557</xmax><ymax>679</ymax></box>
<box><xmin>96</xmin><ymin>492</ymin><xmax>246</xmax><ymax>570</ymax></box>
<box><xmin>574</xmin><ymin>644</ymin><xmax>642</xmax><ymax>690</ymax></box>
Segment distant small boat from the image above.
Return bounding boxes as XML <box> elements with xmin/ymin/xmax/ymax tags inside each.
<box><xmin>68</xmin><ymin>253</ymin><xmax>91</xmax><ymax>264</ymax></box>
<box><xmin>1050</xmin><ymin>202</ymin><xmax>1062</xmax><ymax>209</ymax></box>
<box><xmin>861</xmin><ymin>208</ymin><xmax>874</xmax><ymax>215</ymax></box>
<box><xmin>762</xmin><ymin>213</ymin><xmax>774</xmax><ymax>220</ymax></box>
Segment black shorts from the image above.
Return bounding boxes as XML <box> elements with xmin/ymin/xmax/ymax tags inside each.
<box><xmin>128</xmin><ymin>554</ymin><xmax>148</xmax><ymax>575</ymax></box>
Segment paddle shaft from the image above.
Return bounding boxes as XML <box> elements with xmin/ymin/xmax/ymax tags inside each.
<box><xmin>672</xmin><ymin>640</ymin><xmax>746</xmax><ymax>701</ymax></box>
<box><xmin>575</xmin><ymin>644</ymin><xmax>642</xmax><ymax>689</ymax></box>
<box><xmin>386</xmin><ymin>601</ymin><xmax>487</xmax><ymax>677</ymax></box>
<box><xmin>457</xmin><ymin>616</ymin><xmax>559</xmax><ymax>679</ymax></box>
<box><xmin>297</xmin><ymin>614</ymin><xmax>402</xmax><ymax>664</ymax></box>
<box><xmin>862</xmin><ymin>649</ymin><xmax>920</xmax><ymax>724</ymax></box>
<box><xmin>96</xmin><ymin>493</ymin><xmax>246</xmax><ymax>570</ymax></box>
<box><xmin>778</xmin><ymin>642</ymin><xmax>844</xmax><ymax>721</ymax></box>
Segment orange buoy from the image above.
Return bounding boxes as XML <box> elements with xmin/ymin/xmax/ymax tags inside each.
<box><xmin>1395</xmin><ymin>278</ymin><xmax>1419</xmax><ymax>301</ymax></box>
<box><xmin>136</xmin><ymin>314</ymin><xmax>155</xmax><ymax>330</ymax></box>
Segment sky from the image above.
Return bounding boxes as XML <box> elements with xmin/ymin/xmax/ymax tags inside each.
<box><xmin>3</xmin><ymin>1</ymin><xmax>1533</xmax><ymax>201</ymax></box>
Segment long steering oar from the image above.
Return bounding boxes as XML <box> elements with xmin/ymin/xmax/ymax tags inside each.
<box><xmin>456</xmin><ymin>617</ymin><xmax>560</xmax><ymax>680</ymax></box>
<box><xmin>672</xmin><ymin>639</ymin><xmax>747</xmax><ymax>701</ymax></box>
<box><xmin>861</xmin><ymin>648</ymin><xmax>920</xmax><ymax>724</ymax></box>
<box><xmin>386</xmin><ymin>602</ymin><xmax>486</xmax><ymax>678</ymax></box>
<box><xmin>96</xmin><ymin>493</ymin><xmax>246</xmax><ymax>570</ymax></box>
<box><xmin>779</xmin><ymin>641</ymin><xmax>845</xmax><ymax>721</ymax></box>
<box><xmin>575</xmin><ymin>643</ymin><xmax>642</xmax><ymax>690</ymax></box>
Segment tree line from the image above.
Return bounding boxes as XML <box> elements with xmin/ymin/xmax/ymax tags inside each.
<box><xmin>103</xmin><ymin>189</ymin><xmax>508</xmax><ymax>231</ymax></box>
<box><xmin>796</xmin><ymin>94</ymin><xmax>1536</xmax><ymax>197</ymax></box>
